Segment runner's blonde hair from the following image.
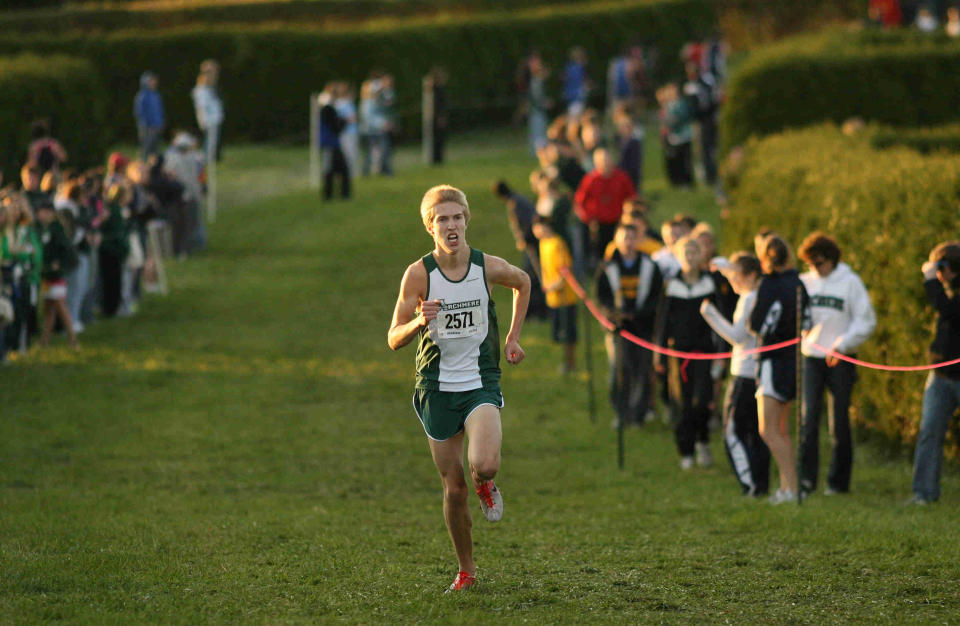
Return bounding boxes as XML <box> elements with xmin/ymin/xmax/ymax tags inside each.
<box><xmin>420</xmin><ymin>185</ymin><xmax>470</xmax><ymax>229</ymax></box>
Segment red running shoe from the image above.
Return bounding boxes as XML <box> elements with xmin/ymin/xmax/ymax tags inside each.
<box><xmin>475</xmin><ymin>480</ymin><xmax>503</xmax><ymax>522</ymax></box>
<box><xmin>445</xmin><ymin>571</ymin><xmax>476</xmax><ymax>593</ymax></box>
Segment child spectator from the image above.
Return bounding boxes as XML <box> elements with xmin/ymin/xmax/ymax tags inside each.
<box><xmin>533</xmin><ymin>215</ymin><xmax>578</xmax><ymax>374</ymax></box>
<box><xmin>597</xmin><ymin>222</ymin><xmax>663</xmax><ymax>426</ymax></box>
<box><xmin>748</xmin><ymin>236</ymin><xmax>811</xmax><ymax>504</ymax></box>
<box><xmin>701</xmin><ymin>252</ymin><xmax>770</xmax><ymax>496</ymax></box>
<box><xmin>603</xmin><ymin>206</ymin><xmax>662</xmax><ymax>260</ymax></box>
<box><xmin>33</xmin><ymin>201</ymin><xmax>78</xmax><ymax>348</ymax></box>
<box><xmin>655</xmin><ymin>236</ymin><xmax>719</xmax><ymax>469</ymax></box>
<box><xmin>910</xmin><ymin>241</ymin><xmax>960</xmax><ymax>504</ymax></box>
<box><xmin>797</xmin><ymin>232</ymin><xmax>876</xmax><ymax>496</ymax></box>
<box><xmin>652</xmin><ymin>218</ymin><xmax>684</xmax><ymax>280</ymax></box>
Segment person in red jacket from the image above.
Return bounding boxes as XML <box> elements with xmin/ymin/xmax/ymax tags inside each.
<box><xmin>574</xmin><ymin>148</ymin><xmax>635</xmax><ymax>271</ymax></box>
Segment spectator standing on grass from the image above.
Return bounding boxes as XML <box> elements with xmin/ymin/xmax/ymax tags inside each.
<box><xmin>797</xmin><ymin>232</ymin><xmax>876</xmax><ymax>496</ymax></box>
<box><xmin>749</xmin><ymin>236</ymin><xmax>810</xmax><ymax>505</ymax></box>
<box><xmin>99</xmin><ymin>183</ymin><xmax>130</xmax><ymax>318</ymax></box>
<box><xmin>701</xmin><ymin>252</ymin><xmax>770</xmax><ymax>497</ymax></box>
<box><xmin>597</xmin><ymin>221</ymin><xmax>663</xmax><ymax>427</ymax></box>
<box><xmin>910</xmin><ymin>241</ymin><xmax>960</xmax><ymax>505</ymax></box>
<box><xmin>334</xmin><ymin>82</ymin><xmax>360</xmax><ymax>179</ymax></box>
<box><xmin>493</xmin><ymin>180</ymin><xmax>547</xmax><ymax>321</ymax></box>
<box><xmin>657</xmin><ymin>83</ymin><xmax>693</xmax><ymax>189</ymax></box>
<box><xmin>55</xmin><ymin>180</ymin><xmax>93</xmax><ymax>335</ymax></box>
<box><xmin>27</xmin><ymin>119</ymin><xmax>67</xmax><ymax>177</ymax></box>
<box><xmin>378</xmin><ymin>73</ymin><xmax>396</xmax><ymax>176</ymax></box>
<box><xmin>682</xmin><ymin>61</ymin><xmax>719</xmax><ymax>187</ymax></box>
<box><xmin>3</xmin><ymin>192</ymin><xmax>43</xmax><ymax>354</ymax></box>
<box><xmin>563</xmin><ymin>47</ymin><xmax>590</xmax><ymax>117</ymax></box>
<box><xmin>164</xmin><ymin>132</ymin><xmax>205</xmax><ymax>257</ymax></box>
<box><xmin>192</xmin><ymin>59</ymin><xmax>224</xmax><ymax>163</ymax></box>
<box><xmin>318</xmin><ymin>84</ymin><xmax>350</xmax><ymax>201</ymax></box>
<box><xmin>134</xmin><ymin>71</ymin><xmax>165</xmax><ymax>160</ymax></box>
<box><xmin>655</xmin><ymin>236</ymin><xmax>718</xmax><ymax>469</ymax></box>
<box><xmin>426</xmin><ymin>67</ymin><xmax>449</xmax><ymax>165</ymax></box>
<box><xmin>533</xmin><ymin>215</ymin><xmax>578</xmax><ymax>374</ymax></box>
<box><xmin>614</xmin><ymin>111</ymin><xmax>644</xmax><ymax>193</ymax></box>
<box><xmin>573</xmin><ymin>148</ymin><xmax>635</xmax><ymax>271</ymax></box>
<box><xmin>528</xmin><ymin>56</ymin><xmax>551</xmax><ymax>156</ymax></box>
<box><xmin>359</xmin><ymin>79</ymin><xmax>378</xmax><ymax>176</ymax></box>
<box><xmin>946</xmin><ymin>5</ymin><xmax>960</xmax><ymax>36</ymax></box>
<box><xmin>33</xmin><ymin>201</ymin><xmax>78</xmax><ymax>349</ymax></box>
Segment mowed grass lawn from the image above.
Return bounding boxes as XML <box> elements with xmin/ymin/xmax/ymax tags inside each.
<box><xmin>2</xmin><ymin>131</ymin><xmax>959</xmax><ymax>624</ymax></box>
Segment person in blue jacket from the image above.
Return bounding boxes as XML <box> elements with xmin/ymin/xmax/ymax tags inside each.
<box><xmin>134</xmin><ymin>71</ymin><xmax>165</xmax><ymax>160</ymax></box>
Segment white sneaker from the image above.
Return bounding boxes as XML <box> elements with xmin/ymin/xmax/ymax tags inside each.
<box><xmin>72</xmin><ymin>321</ymin><xmax>85</xmax><ymax>334</ymax></box>
<box><xmin>680</xmin><ymin>456</ymin><xmax>695</xmax><ymax>470</ymax></box>
<box><xmin>695</xmin><ymin>442</ymin><xmax>714</xmax><ymax>468</ymax></box>
<box><xmin>769</xmin><ymin>489</ymin><xmax>798</xmax><ymax>505</ymax></box>
<box><xmin>476</xmin><ymin>481</ymin><xmax>503</xmax><ymax>522</ymax></box>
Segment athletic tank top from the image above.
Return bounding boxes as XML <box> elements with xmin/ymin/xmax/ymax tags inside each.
<box><xmin>415</xmin><ymin>248</ymin><xmax>501</xmax><ymax>392</ymax></box>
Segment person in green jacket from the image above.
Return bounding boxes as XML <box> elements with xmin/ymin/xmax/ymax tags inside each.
<box><xmin>34</xmin><ymin>201</ymin><xmax>78</xmax><ymax>349</ymax></box>
<box><xmin>99</xmin><ymin>183</ymin><xmax>130</xmax><ymax>318</ymax></box>
<box><xmin>2</xmin><ymin>192</ymin><xmax>43</xmax><ymax>353</ymax></box>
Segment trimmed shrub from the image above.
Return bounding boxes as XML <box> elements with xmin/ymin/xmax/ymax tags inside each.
<box><xmin>0</xmin><ymin>0</ymin><xmax>716</xmax><ymax>147</ymax></box>
<box><xmin>722</xmin><ymin>124</ymin><xmax>960</xmax><ymax>457</ymax></box>
<box><xmin>721</xmin><ymin>28</ymin><xmax>960</xmax><ymax>151</ymax></box>
<box><xmin>871</xmin><ymin>124</ymin><xmax>960</xmax><ymax>154</ymax></box>
<box><xmin>0</xmin><ymin>53</ymin><xmax>107</xmax><ymax>180</ymax></box>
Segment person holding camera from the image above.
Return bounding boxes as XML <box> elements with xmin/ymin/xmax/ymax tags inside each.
<box><xmin>910</xmin><ymin>241</ymin><xmax>960</xmax><ymax>505</ymax></box>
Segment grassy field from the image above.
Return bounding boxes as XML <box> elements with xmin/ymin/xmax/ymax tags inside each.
<box><xmin>1</xmin><ymin>132</ymin><xmax>959</xmax><ymax>624</ymax></box>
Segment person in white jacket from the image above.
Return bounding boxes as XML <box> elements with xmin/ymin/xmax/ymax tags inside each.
<box><xmin>701</xmin><ymin>252</ymin><xmax>770</xmax><ymax>497</ymax></box>
<box><xmin>797</xmin><ymin>232</ymin><xmax>876</xmax><ymax>495</ymax></box>
<box><xmin>191</xmin><ymin>60</ymin><xmax>224</xmax><ymax>164</ymax></box>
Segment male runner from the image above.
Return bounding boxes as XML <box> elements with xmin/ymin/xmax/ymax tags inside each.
<box><xmin>388</xmin><ymin>185</ymin><xmax>530</xmax><ymax>592</ymax></box>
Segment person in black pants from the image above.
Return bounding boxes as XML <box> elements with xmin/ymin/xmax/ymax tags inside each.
<box><xmin>99</xmin><ymin>184</ymin><xmax>130</xmax><ymax>318</ymax></box>
<box><xmin>797</xmin><ymin>232</ymin><xmax>876</xmax><ymax>496</ymax></box>
<box><xmin>655</xmin><ymin>235</ymin><xmax>719</xmax><ymax>469</ymax></box>
<box><xmin>319</xmin><ymin>84</ymin><xmax>350</xmax><ymax>201</ymax></box>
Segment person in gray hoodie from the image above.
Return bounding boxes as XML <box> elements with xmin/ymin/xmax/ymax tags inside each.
<box><xmin>797</xmin><ymin>232</ymin><xmax>876</xmax><ymax>495</ymax></box>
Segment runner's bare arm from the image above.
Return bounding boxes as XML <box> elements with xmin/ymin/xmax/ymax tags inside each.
<box><xmin>388</xmin><ymin>261</ymin><xmax>437</xmax><ymax>351</ymax></box>
<box><xmin>484</xmin><ymin>254</ymin><xmax>530</xmax><ymax>365</ymax></box>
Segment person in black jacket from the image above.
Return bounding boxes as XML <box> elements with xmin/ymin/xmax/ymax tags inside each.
<box><xmin>598</xmin><ymin>222</ymin><xmax>663</xmax><ymax>426</ymax></box>
<box><xmin>655</xmin><ymin>235</ymin><xmax>719</xmax><ymax>468</ymax></box>
<box><xmin>319</xmin><ymin>84</ymin><xmax>350</xmax><ymax>201</ymax></box>
<box><xmin>748</xmin><ymin>235</ymin><xmax>810</xmax><ymax>504</ymax></box>
<box><xmin>34</xmin><ymin>201</ymin><xmax>78</xmax><ymax>349</ymax></box>
<box><xmin>911</xmin><ymin>241</ymin><xmax>960</xmax><ymax>504</ymax></box>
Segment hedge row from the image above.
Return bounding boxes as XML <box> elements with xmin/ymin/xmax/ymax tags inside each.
<box><xmin>0</xmin><ymin>0</ymin><xmax>601</xmax><ymax>34</ymax></box>
<box><xmin>721</xmin><ymin>124</ymin><xmax>960</xmax><ymax>457</ymax></box>
<box><xmin>720</xmin><ymin>28</ymin><xmax>960</xmax><ymax>151</ymax></box>
<box><xmin>0</xmin><ymin>0</ymin><xmax>716</xmax><ymax>147</ymax></box>
<box><xmin>0</xmin><ymin>54</ymin><xmax>107</xmax><ymax>180</ymax></box>
<box><xmin>871</xmin><ymin>124</ymin><xmax>960</xmax><ymax>154</ymax></box>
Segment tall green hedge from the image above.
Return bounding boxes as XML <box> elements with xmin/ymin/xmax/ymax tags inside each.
<box><xmin>721</xmin><ymin>29</ymin><xmax>960</xmax><ymax>151</ymax></box>
<box><xmin>722</xmin><ymin>124</ymin><xmax>960</xmax><ymax>456</ymax></box>
<box><xmin>0</xmin><ymin>54</ymin><xmax>107</xmax><ymax>180</ymax></box>
<box><xmin>0</xmin><ymin>0</ymin><xmax>715</xmax><ymax>148</ymax></box>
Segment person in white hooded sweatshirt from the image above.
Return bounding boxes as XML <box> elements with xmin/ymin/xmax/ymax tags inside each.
<box><xmin>797</xmin><ymin>232</ymin><xmax>876</xmax><ymax>495</ymax></box>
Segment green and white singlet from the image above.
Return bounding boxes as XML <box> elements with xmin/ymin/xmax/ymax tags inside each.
<box><xmin>415</xmin><ymin>248</ymin><xmax>501</xmax><ymax>392</ymax></box>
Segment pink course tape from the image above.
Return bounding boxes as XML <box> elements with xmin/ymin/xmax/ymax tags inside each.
<box><xmin>559</xmin><ymin>268</ymin><xmax>959</xmax><ymax>372</ymax></box>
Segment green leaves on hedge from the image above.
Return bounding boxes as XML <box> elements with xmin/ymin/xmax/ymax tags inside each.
<box><xmin>723</xmin><ymin>124</ymin><xmax>960</xmax><ymax>455</ymax></box>
<box><xmin>0</xmin><ymin>53</ymin><xmax>107</xmax><ymax>178</ymax></box>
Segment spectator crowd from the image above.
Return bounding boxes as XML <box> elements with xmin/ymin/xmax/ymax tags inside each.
<box><xmin>495</xmin><ymin>33</ymin><xmax>959</xmax><ymax>506</ymax></box>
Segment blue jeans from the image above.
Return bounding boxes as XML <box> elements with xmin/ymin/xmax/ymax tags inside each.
<box><xmin>912</xmin><ymin>373</ymin><xmax>960</xmax><ymax>501</ymax></box>
<box><xmin>65</xmin><ymin>252</ymin><xmax>91</xmax><ymax>329</ymax></box>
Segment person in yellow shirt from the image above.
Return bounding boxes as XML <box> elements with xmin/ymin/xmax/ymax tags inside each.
<box><xmin>533</xmin><ymin>215</ymin><xmax>578</xmax><ymax>373</ymax></box>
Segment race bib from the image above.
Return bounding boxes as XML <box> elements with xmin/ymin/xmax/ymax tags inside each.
<box><xmin>436</xmin><ymin>299</ymin><xmax>482</xmax><ymax>339</ymax></box>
